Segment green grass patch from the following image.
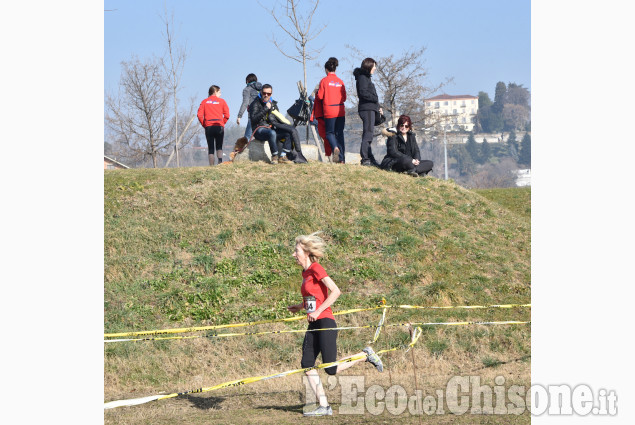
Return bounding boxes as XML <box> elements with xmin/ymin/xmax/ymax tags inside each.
<box><xmin>104</xmin><ymin>164</ymin><xmax>530</xmax><ymax>401</ymax></box>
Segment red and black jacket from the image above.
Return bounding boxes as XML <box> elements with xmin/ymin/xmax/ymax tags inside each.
<box><xmin>197</xmin><ymin>95</ymin><xmax>230</xmax><ymax>127</ymax></box>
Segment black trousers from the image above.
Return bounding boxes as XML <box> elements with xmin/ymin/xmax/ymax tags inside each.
<box><xmin>391</xmin><ymin>156</ymin><xmax>434</xmax><ymax>175</ymax></box>
<box><xmin>301</xmin><ymin>318</ymin><xmax>338</xmax><ymax>375</ymax></box>
<box><xmin>273</xmin><ymin>123</ymin><xmax>301</xmax><ymax>153</ymax></box>
<box><xmin>358</xmin><ymin>110</ymin><xmax>376</xmax><ymax>162</ymax></box>
<box><xmin>204</xmin><ymin>126</ymin><xmax>224</xmax><ymax>152</ymax></box>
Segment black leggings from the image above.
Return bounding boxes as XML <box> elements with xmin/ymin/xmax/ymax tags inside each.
<box><xmin>204</xmin><ymin>126</ymin><xmax>224</xmax><ymax>153</ymax></box>
<box><xmin>301</xmin><ymin>318</ymin><xmax>338</xmax><ymax>375</ymax></box>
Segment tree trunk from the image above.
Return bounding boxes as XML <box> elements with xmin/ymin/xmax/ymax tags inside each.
<box><xmin>174</xmin><ymin>93</ymin><xmax>179</xmax><ymax>167</ymax></box>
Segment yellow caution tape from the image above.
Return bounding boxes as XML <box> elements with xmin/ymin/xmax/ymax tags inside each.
<box><xmin>371</xmin><ymin>307</ymin><xmax>388</xmax><ymax>343</ymax></box>
<box><xmin>389</xmin><ymin>303</ymin><xmax>531</xmax><ymax>310</ymax></box>
<box><xmin>104</xmin><ymin>306</ymin><xmax>381</xmax><ymax>338</ymax></box>
<box><xmin>105</xmin><ymin>320</ymin><xmax>530</xmax><ymax>343</ymax></box>
<box><xmin>105</xmin><ymin>329</ymin><xmax>419</xmax><ymax>409</ymax></box>
<box><xmin>104</xmin><ymin>319</ymin><xmax>530</xmax><ymax>409</ymax></box>
<box><xmin>104</xmin><ymin>303</ymin><xmax>530</xmax><ymax>339</ymax></box>
<box><xmin>405</xmin><ymin>326</ymin><xmax>423</xmax><ymax>353</ymax></box>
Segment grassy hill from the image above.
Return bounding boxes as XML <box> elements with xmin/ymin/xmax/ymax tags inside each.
<box><xmin>104</xmin><ymin>163</ymin><xmax>531</xmax><ymax>424</ymax></box>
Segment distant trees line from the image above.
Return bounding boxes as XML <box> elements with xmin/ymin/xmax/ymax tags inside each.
<box><xmin>432</xmin><ymin>130</ymin><xmax>531</xmax><ymax>188</ymax></box>
<box><xmin>474</xmin><ymin>81</ymin><xmax>530</xmax><ymax>134</ymax></box>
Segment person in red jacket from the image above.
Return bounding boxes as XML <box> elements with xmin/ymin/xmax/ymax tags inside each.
<box><xmin>309</xmin><ymin>84</ymin><xmax>331</xmax><ymax>158</ymax></box>
<box><xmin>316</xmin><ymin>57</ymin><xmax>346</xmax><ymax>163</ymax></box>
<box><xmin>197</xmin><ymin>85</ymin><xmax>230</xmax><ymax>165</ymax></box>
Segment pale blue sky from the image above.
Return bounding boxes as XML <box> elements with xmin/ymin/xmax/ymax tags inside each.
<box><xmin>104</xmin><ymin>0</ymin><xmax>530</xmax><ymax>121</ymax></box>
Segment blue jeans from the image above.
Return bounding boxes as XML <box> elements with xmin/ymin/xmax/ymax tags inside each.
<box><xmin>244</xmin><ymin>119</ymin><xmax>252</xmax><ymax>139</ymax></box>
<box><xmin>253</xmin><ymin>127</ymin><xmax>278</xmax><ymax>156</ymax></box>
<box><xmin>324</xmin><ymin>116</ymin><xmax>345</xmax><ymax>162</ymax></box>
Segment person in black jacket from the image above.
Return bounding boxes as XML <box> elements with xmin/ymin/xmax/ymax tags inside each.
<box><xmin>353</xmin><ymin>58</ymin><xmax>382</xmax><ymax>166</ymax></box>
<box><xmin>249</xmin><ymin>84</ymin><xmax>283</xmax><ymax>163</ymax></box>
<box><xmin>249</xmin><ymin>84</ymin><xmax>307</xmax><ymax>164</ymax></box>
<box><xmin>380</xmin><ymin>115</ymin><xmax>433</xmax><ymax>177</ymax></box>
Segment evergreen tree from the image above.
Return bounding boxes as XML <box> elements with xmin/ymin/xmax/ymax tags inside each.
<box><xmin>491</xmin><ymin>143</ymin><xmax>508</xmax><ymax>158</ymax></box>
<box><xmin>487</xmin><ymin>81</ymin><xmax>507</xmax><ymax>134</ymax></box>
<box><xmin>451</xmin><ymin>145</ymin><xmax>476</xmax><ymax>177</ymax></box>
<box><xmin>506</xmin><ymin>83</ymin><xmax>530</xmax><ymax>107</ymax></box>
<box><xmin>476</xmin><ymin>92</ymin><xmax>493</xmax><ymax>133</ymax></box>
<box><xmin>478</xmin><ymin>91</ymin><xmax>493</xmax><ymax>108</ymax></box>
<box><xmin>490</xmin><ymin>111</ymin><xmax>504</xmax><ymax>133</ymax></box>
<box><xmin>518</xmin><ymin>133</ymin><xmax>531</xmax><ymax>167</ymax></box>
<box><xmin>492</xmin><ymin>81</ymin><xmax>507</xmax><ymax>113</ymax></box>
<box><xmin>507</xmin><ymin>130</ymin><xmax>519</xmax><ymax>161</ymax></box>
<box><xmin>465</xmin><ymin>132</ymin><xmax>478</xmax><ymax>161</ymax></box>
<box><xmin>476</xmin><ymin>104</ymin><xmax>503</xmax><ymax>133</ymax></box>
<box><xmin>479</xmin><ymin>139</ymin><xmax>491</xmax><ymax>164</ymax></box>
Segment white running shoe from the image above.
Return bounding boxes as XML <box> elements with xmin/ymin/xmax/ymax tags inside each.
<box><xmin>363</xmin><ymin>346</ymin><xmax>384</xmax><ymax>372</ymax></box>
<box><xmin>303</xmin><ymin>404</ymin><xmax>333</xmax><ymax>416</ymax></box>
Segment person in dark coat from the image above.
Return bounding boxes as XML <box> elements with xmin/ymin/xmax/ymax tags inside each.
<box><xmin>353</xmin><ymin>58</ymin><xmax>382</xmax><ymax>166</ymax></box>
<box><xmin>380</xmin><ymin>115</ymin><xmax>433</xmax><ymax>177</ymax></box>
<box><xmin>249</xmin><ymin>84</ymin><xmax>307</xmax><ymax>164</ymax></box>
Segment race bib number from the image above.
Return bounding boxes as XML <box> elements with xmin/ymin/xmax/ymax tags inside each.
<box><xmin>303</xmin><ymin>296</ymin><xmax>316</xmax><ymax>313</ymax></box>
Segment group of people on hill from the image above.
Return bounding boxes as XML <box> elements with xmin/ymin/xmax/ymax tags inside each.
<box><xmin>197</xmin><ymin>57</ymin><xmax>433</xmax><ymax>176</ymax></box>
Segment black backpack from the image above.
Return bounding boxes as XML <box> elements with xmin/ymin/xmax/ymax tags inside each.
<box><xmin>287</xmin><ymin>97</ymin><xmax>311</xmax><ymax>124</ymax></box>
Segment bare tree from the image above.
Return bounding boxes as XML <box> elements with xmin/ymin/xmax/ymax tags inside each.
<box><xmin>262</xmin><ymin>0</ymin><xmax>328</xmax><ymax>158</ymax></box>
<box><xmin>163</xmin><ymin>99</ymin><xmax>199</xmax><ymax>168</ymax></box>
<box><xmin>345</xmin><ymin>45</ymin><xmax>450</xmax><ymax>129</ymax></box>
<box><xmin>160</xmin><ymin>6</ymin><xmax>189</xmax><ymax>167</ymax></box>
<box><xmin>470</xmin><ymin>158</ymin><xmax>519</xmax><ymax>188</ymax></box>
<box><xmin>105</xmin><ymin>57</ymin><xmax>172</xmax><ymax>168</ymax></box>
<box><xmin>502</xmin><ymin>104</ymin><xmax>530</xmax><ymax>132</ymax></box>
<box><xmin>263</xmin><ymin>0</ymin><xmax>326</xmax><ymax>95</ymax></box>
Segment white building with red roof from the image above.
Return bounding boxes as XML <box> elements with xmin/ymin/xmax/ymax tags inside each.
<box><xmin>425</xmin><ymin>94</ymin><xmax>478</xmax><ymax>132</ymax></box>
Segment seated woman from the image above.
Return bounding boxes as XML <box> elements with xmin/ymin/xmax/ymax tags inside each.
<box><xmin>380</xmin><ymin>115</ymin><xmax>433</xmax><ymax>177</ymax></box>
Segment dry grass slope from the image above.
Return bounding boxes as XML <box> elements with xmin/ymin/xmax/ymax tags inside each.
<box><xmin>104</xmin><ymin>162</ymin><xmax>531</xmax><ymax>424</ymax></box>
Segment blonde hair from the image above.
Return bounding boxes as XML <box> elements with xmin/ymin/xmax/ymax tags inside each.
<box><xmin>295</xmin><ymin>231</ymin><xmax>326</xmax><ymax>263</ymax></box>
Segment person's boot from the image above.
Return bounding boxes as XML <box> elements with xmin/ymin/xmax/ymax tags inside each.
<box><xmin>369</xmin><ymin>152</ymin><xmax>380</xmax><ymax>168</ymax></box>
<box><xmin>333</xmin><ymin>147</ymin><xmax>341</xmax><ymax>163</ymax></box>
<box><xmin>293</xmin><ymin>148</ymin><xmax>308</xmax><ymax>164</ymax></box>
<box><xmin>278</xmin><ymin>155</ymin><xmax>292</xmax><ymax>164</ymax></box>
<box><xmin>270</xmin><ymin>155</ymin><xmax>278</xmax><ymax>164</ymax></box>
<box><xmin>208</xmin><ymin>154</ymin><xmax>215</xmax><ymax>166</ymax></box>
